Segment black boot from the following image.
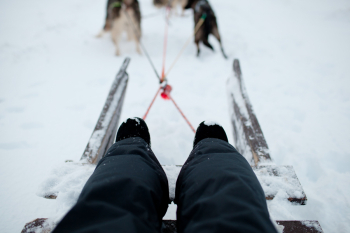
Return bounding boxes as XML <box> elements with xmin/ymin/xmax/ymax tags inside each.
<box><xmin>116</xmin><ymin>117</ymin><xmax>151</xmax><ymax>147</ymax></box>
<box><xmin>193</xmin><ymin>121</ymin><xmax>228</xmax><ymax>147</ymax></box>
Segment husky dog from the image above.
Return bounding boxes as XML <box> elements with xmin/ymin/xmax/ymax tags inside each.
<box><xmin>185</xmin><ymin>0</ymin><xmax>227</xmax><ymax>58</ymax></box>
<box><xmin>97</xmin><ymin>0</ymin><xmax>142</xmax><ymax>56</ymax></box>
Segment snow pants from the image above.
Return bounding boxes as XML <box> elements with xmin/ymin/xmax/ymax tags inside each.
<box><xmin>53</xmin><ymin>137</ymin><xmax>277</xmax><ymax>233</ymax></box>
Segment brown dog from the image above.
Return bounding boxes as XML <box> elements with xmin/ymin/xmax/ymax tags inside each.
<box><xmin>185</xmin><ymin>0</ymin><xmax>227</xmax><ymax>58</ymax></box>
<box><xmin>97</xmin><ymin>0</ymin><xmax>142</xmax><ymax>56</ymax></box>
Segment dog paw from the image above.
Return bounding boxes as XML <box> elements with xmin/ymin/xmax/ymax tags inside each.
<box><xmin>96</xmin><ymin>30</ymin><xmax>106</xmax><ymax>38</ymax></box>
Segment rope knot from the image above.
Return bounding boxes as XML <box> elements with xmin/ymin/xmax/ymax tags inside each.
<box><xmin>161</xmin><ymin>84</ymin><xmax>172</xmax><ymax>100</ymax></box>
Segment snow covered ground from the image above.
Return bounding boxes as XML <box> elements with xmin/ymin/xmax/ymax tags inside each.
<box><xmin>1</xmin><ymin>0</ymin><xmax>350</xmax><ymax>232</ymax></box>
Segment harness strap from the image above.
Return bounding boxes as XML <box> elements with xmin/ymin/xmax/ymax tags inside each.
<box><xmin>164</xmin><ymin>13</ymin><xmax>207</xmax><ymax>79</ymax></box>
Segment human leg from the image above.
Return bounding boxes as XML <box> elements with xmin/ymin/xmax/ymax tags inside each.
<box><xmin>53</xmin><ymin>118</ymin><xmax>169</xmax><ymax>233</ymax></box>
<box><xmin>175</xmin><ymin>122</ymin><xmax>277</xmax><ymax>233</ymax></box>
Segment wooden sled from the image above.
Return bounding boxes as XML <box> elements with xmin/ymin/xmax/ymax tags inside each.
<box><xmin>22</xmin><ymin>58</ymin><xmax>323</xmax><ymax>233</ymax></box>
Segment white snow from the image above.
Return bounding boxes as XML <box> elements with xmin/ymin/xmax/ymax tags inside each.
<box><xmin>254</xmin><ymin>166</ymin><xmax>306</xmax><ymax>200</ymax></box>
<box><xmin>132</xmin><ymin>117</ymin><xmax>141</xmax><ymax>124</ymax></box>
<box><xmin>203</xmin><ymin>120</ymin><xmax>221</xmax><ymax>126</ymax></box>
<box><xmin>302</xmin><ymin>220</ymin><xmax>323</xmax><ymax>232</ymax></box>
<box><xmin>162</xmin><ymin>165</ymin><xmax>182</xmax><ymax>200</ymax></box>
<box><xmin>274</xmin><ymin>221</ymin><xmax>285</xmax><ymax>233</ymax></box>
<box><xmin>1</xmin><ymin>0</ymin><xmax>350</xmax><ymax>232</ymax></box>
<box><xmin>36</xmin><ymin>162</ymin><xmax>95</xmax><ymax>223</ymax></box>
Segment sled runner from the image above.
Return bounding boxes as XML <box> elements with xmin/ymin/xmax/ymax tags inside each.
<box><xmin>227</xmin><ymin>59</ymin><xmax>308</xmax><ymax>205</ymax></box>
<box><xmin>80</xmin><ymin>58</ymin><xmax>130</xmax><ymax>164</ymax></box>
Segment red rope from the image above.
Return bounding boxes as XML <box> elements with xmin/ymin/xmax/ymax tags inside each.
<box><xmin>143</xmin><ymin>86</ymin><xmax>162</xmax><ymax>120</ymax></box>
<box><xmin>169</xmin><ymin>95</ymin><xmax>196</xmax><ymax>133</ymax></box>
<box><xmin>161</xmin><ymin>7</ymin><xmax>170</xmax><ymax>83</ymax></box>
<box><xmin>142</xmin><ymin>9</ymin><xmax>196</xmax><ymax>133</ymax></box>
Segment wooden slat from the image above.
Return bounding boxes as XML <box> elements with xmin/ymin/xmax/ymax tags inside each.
<box><xmin>80</xmin><ymin>58</ymin><xmax>130</xmax><ymax>164</ymax></box>
<box><xmin>276</xmin><ymin>221</ymin><xmax>323</xmax><ymax>233</ymax></box>
<box><xmin>21</xmin><ymin>218</ymin><xmax>52</xmax><ymax>233</ymax></box>
<box><xmin>254</xmin><ymin>165</ymin><xmax>307</xmax><ymax>205</ymax></box>
<box><xmin>21</xmin><ymin>219</ymin><xmax>323</xmax><ymax>233</ymax></box>
<box><xmin>39</xmin><ymin>163</ymin><xmax>308</xmax><ymax>204</ymax></box>
<box><xmin>163</xmin><ymin>165</ymin><xmax>307</xmax><ymax>204</ymax></box>
<box><xmin>227</xmin><ymin>59</ymin><xmax>271</xmax><ymax>166</ymax></box>
<box><xmin>162</xmin><ymin>220</ymin><xmax>324</xmax><ymax>233</ymax></box>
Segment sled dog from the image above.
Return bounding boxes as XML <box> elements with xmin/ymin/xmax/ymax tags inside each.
<box><xmin>97</xmin><ymin>0</ymin><xmax>142</xmax><ymax>56</ymax></box>
<box><xmin>185</xmin><ymin>0</ymin><xmax>227</xmax><ymax>58</ymax></box>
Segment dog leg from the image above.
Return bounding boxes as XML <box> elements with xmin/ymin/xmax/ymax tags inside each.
<box><xmin>212</xmin><ymin>27</ymin><xmax>228</xmax><ymax>59</ymax></box>
<box><xmin>97</xmin><ymin>19</ymin><xmax>112</xmax><ymax>38</ymax></box>
<box><xmin>196</xmin><ymin>41</ymin><xmax>200</xmax><ymax>56</ymax></box>
<box><xmin>126</xmin><ymin>26</ymin><xmax>133</xmax><ymax>41</ymax></box>
<box><xmin>133</xmin><ymin>27</ymin><xmax>142</xmax><ymax>55</ymax></box>
<box><xmin>172</xmin><ymin>0</ymin><xmax>179</xmax><ymax>16</ymax></box>
<box><xmin>181</xmin><ymin>0</ymin><xmax>187</xmax><ymax>16</ymax></box>
<box><xmin>113</xmin><ymin>37</ymin><xmax>121</xmax><ymax>56</ymax></box>
<box><xmin>195</xmin><ymin>28</ymin><xmax>203</xmax><ymax>57</ymax></box>
<box><xmin>111</xmin><ymin>23</ymin><xmax>122</xmax><ymax>56</ymax></box>
<box><xmin>203</xmin><ymin>39</ymin><xmax>214</xmax><ymax>51</ymax></box>
<box><xmin>125</xmin><ymin>14</ymin><xmax>142</xmax><ymax>55</ymax></box>
<box><xmin>136</xmin><ymin>42</ymin><xmax>142</xmax><ymax>55</ymax></box>
<box><xmin>220</xmin><ymin>45</ymin><xmax>228</xmax><ymax>59</ymax></box>
<box><xmin>96</xmin><ymin>30</ymin><xmax>106</xmax><ymax>38</ymax></box>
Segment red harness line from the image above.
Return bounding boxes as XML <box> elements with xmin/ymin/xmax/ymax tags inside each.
<box><xmin>142</xmin><ymin>7</ymin><xmax>196</xmax><ymax>133</ymax></box>
<box><xmin>143</xmin><ymin>85</ymin><xmax>196</xmax><ymax>133</ymax></box>
<box><xmin>142</xmin><ymin>86</ymin><xmax>162</xmax><ymax>120</ymax></box>
<box><xmin>161</xmin><ymin>7</ymin><xmax>170</xmax><ymax>82</ymax></box>
<box><xmin>169</xmin><ymin>95</ymin><xmax>196</xmax><ymax>133</ymax></box>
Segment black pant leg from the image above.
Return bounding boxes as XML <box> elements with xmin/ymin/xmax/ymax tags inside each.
<box><xmin>53</xmin><ymin>137</ymin><xmax>169</xmax><ymax>233</ymax></box>
<box><xmin>175</xmin><ymin>138</ymin><xmax>277</xmax><ymax>233</ymax></box>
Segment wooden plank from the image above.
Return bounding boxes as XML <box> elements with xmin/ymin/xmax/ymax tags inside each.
<box><xmin>80</xmin><ymin>58</ymin><xmax>130</xmax><ymax>164</ymax></box>
<box><xmin>21</xmin><ymin>218</ymin><xmax>52</xmax><ymax>233</ymax></box>
<box><xmin>21</xmin><ymin>219</ymin><xmax>323</xmax><ymax>233</ymax></box>
<box><xmin>227</xmin><ymin>59</ymin><xmax>271</xmax><ymax>166</ymax></box>
<box><xmin>163</xmin><ymin>165</ymin><xmax>307</xmax><ymax>204</ymax></box>
<box><xmin>161</xmin><ymin>220</ymin><xmax>323</xmax><ymax>233</ymax></box>
<box><xmin>40</xmin><ymin>163</ymin><xmax>307</xmax><ymax>204</ymax></box>
<box><xmin>254</xmin><ymin>165</ymin><xmax>307</xmax><ymax>205</ymax></box>
<box><xmin>276</xmin><ymin>221</ymin><xmax>323</xmax><ymax>233</ymax></box>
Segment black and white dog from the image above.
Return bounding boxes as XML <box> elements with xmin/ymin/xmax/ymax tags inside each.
<box><xmin>185</xmin><ymin>0</ymin><xmax>227</xmax><ymax>58</ymax></box>
<box><xmin>97</xmin><ymin>0</ymin><xmax>142</xmax><ymax>56</ymax></box>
